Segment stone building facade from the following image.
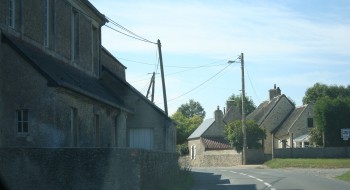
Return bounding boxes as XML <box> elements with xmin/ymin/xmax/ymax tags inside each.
<box><xmin>0</xmin><ymin>0</ymin><xmax>175</xmax><ymax>152</ymax></box>
<box><xmin>187</xmin><ymin>105</ymin><xmax>242</xmax><ymax>167</ymax></box>
<box><xmin>248</xmin><ymin>85</ymin><xmax>315</xmax><ymax>158</ymax></box>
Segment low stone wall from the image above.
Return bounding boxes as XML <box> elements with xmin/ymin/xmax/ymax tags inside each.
<box><xmin>274</xmin><ymin>147</ymin><xmax>350</xmax><ymax>158</ymax></box>
<box><xmin>0</xmin><ymin>148</ymin><xmax>179</xmax><ymax>190</ymax></box>
<box><xmin>180</xmin><ymin>154</ymin><xmax>242</xmax><ymax>167</ymax></box>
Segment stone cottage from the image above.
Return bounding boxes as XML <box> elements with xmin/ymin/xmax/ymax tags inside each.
<box><xmin>0</xmin><ymin>0</ymin><xmax>175</xmax><ymax>152</ymax></box>
<box><xmin>247</xmin><ymin>85</ymin><xmax>315</xmax><ymax>158</ymax></box>
<box><xmin>187</xmin><ymin>103</ymin><xmax>242</xmax><ymax>167</ymax></box>
<box><xmin>188</xmin><ymin>84</ymin><xmax>316</xmax><ymax>165</ymax></box>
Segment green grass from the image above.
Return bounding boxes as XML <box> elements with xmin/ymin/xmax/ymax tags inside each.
<box><xmin>265</xmin><ymin>158</ymin><xmax>350</xmax><ymax>182</ymax></box>
<box><xmin>265</xmin><ymin>158</ymin><xmax>350</xmax><ymax>169</ymax></box>
<box><xmin>336</xmin><ymin>171</ymin><xmax>350</xmax><ymax>181</ymax></box>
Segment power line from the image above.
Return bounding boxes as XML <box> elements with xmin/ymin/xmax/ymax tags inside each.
<box><xmin>245</xmin><ymin>63</ymin><xmax>261</xmax><ymax>103</ymax></box>
<box><xmin>105</xmin><ymin>16</ymin><xmax>156</xmax><ymax>44</ymax></box>
<box><xmin>157</xmin><ymin>57</ymin><xmax>240</xmax><ymax>104</ymax></box>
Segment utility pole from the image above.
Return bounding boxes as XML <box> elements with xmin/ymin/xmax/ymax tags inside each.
<box><xmin>157</xmin><ymin>39</ymin><xmax>168</xmax><ymax>116</ymax></box>
<box><xmin>241</xmin><ymin>53</ymin><xmax>247</xmax><ymax>165</ymax></box>
<box><xmin>146</xmin><ymin>72</ymin><xmax>156</xmax><ymax>102</ymax></box>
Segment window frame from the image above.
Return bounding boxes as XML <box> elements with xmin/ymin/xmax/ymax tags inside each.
<box><xmin>71</xmin><ymin>8</ymin><xmax>80</xmax><ymax>63</ymax></box>
<box><xmin>8</xmin><ymin>0</ymin><xmax>15</xmax><ymax>28</ymax></box>
<box><xmin>16</xmin><ymin>109</ymin><xmax>28</xmax><ymax>136</ymax></box>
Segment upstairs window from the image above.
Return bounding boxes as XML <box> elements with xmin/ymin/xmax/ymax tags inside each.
<box><xmin>71</xmin><ymin>9</ymin><xmax>80</xmax><ymax>63</ymax></box>
<box><xmin>16</xmin><ymin>109</ymin><xmax>28</xmax><ymax>135</ymax></box>
<box><xmin>8</xmin><ymin>0</ymin><xmax>15</xmax><ymax>28</ymax></box>
<box><xmin>307</xmin><ymin>118</ymin><xmax>314</xmax><ymax>128</ymax></box>
<box><xmin>91</xmin><ymin>26</ymin><xmax>99</xmax><ymax>76</ymax></box>
<box><xmin>44</xmin><ymin>0</ymin><xmax>55</xmax><ymax>48</ymax></box>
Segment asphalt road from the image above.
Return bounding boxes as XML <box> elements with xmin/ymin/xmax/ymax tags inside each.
<box><xmin>191</xmin><ymin>166</ymin><xmax>350</xmax><ymax>190</ymax></box>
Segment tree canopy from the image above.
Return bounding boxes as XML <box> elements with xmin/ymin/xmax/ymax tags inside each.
<box><xmin>303</xmin><ymin>83</ymin><xmax>350</xmax><ymax>104</ymax></box>
<box><xmin>177</xmin><ymin>99</ymin><xmax>206</xmax><ymax>119</ymax></box>
<box><xmin>227</xmin><ymin>94</ymin><xmax>256</xmax><ymax>115</ymax></box>
<box><xmin>225</xmin><ymin>120</ymin><xmax>266</xmax><ymax>152</ymax></box>
<box><xmin>303</xmin><ymin>83</ymin><xmax>350</xmax><ymax>147</ymax></box>
<box><xmin>313</xmin><ymin>97</ymin><xmax>350</xmax><ymax>146</ymax></box>
<box><xmin>171</xmin><ymin>111</ymin><xmax>203</xmax><ymax>145</ymax></box>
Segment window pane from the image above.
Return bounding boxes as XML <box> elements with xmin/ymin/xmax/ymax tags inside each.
<box><xmin>23</xmin><ymin>110</ymin><xmax>28</xmax><ymax>121</ymax></box>
<box><xmin>17</xmin><ymin>110</ymin><xmax>22</xmax><ymax>121</ymax></box>
<box><xmin>23</xmin><ymin>122</ymin><xmax>28</xmax><ymax>133</ymax></box>
<box><xmin>17</xmin><ymin>122</ymin><xmax>22</xmax><ymax>133</ymax></box>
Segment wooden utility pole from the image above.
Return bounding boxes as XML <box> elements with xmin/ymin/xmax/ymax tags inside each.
<box><xmin>157</xmin><ymin>39</ymin><xmax>168</xmax><ymax>116</ymax></box>
<box><xmin>146</xmin><ymin>72</ymin><xmax>156</xmax><ymax>102</ymax></box>
<box><xmin>241</xmin><ymin>53</ymin><xmax>247</xmax><ymax>165</ymax></box>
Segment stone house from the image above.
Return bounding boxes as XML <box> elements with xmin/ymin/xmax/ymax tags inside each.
<box><xmin>0</xmin><ymin>0</ymin><xmax>175</xmax><ymax>152</ymax></box>
<box><xmin>247</xmin><ymin>85</ymin><xmax>315</xmax><ymax>158</ymax></box>
<box><xmin>275</xmin><ymin>104</ymin><xmax>314</xmax><ymax>148</ymax></box>
<box><xmin>187</xmin><ymin>104</ymin><xmax>242</xmax><ymax>167</ymax></box>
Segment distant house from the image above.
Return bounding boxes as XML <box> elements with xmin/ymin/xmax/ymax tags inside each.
<box><xmin>275</xmin><ymin>104</ymin><xmax>315</xmax><ymax>148</ymax></box>
<box><xmin>187</xmin><ymin>104</ymin><xmax>242</xmax><ymax>167</ymax></box>
<box><xmin>187</xmin><ymin>84</ymin><xmax>316</xmax><ymax>165</ymax></box>
<box><xmin>0</xmin><ymin>0</ymin><xmax>175</xmax><ymax>152</ymax></box>
<box><xmin>247</xmin><ymin>85</ymin><xmax>315</xmax><ymax>158</ymax></box>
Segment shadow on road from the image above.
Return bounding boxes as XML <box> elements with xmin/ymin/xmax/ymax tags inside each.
<box><xmin>191</xmin><ymin>171</ymin><xmax>257</xmax><ymax>190</ymax></box>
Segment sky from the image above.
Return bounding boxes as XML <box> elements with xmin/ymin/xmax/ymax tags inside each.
<box><xmin>89</xmin><ymin>0</ymin><xmax>350</xmax><ymax>119</ymax></box>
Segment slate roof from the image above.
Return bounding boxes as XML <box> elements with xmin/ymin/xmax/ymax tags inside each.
<box><xmin>188</xmin><ymin>118</ymin><xmax>215</xmax><ymax>139</ymax></box>
<box><xmin>275</xmin><ymin>105</ymin><xmax>307</xmax><ymax>137</ymax></box>
<box><xmin>247</xmin><ymin>95</ymin><xmax>282</xmax><ymax>126</ymax></box>
<box><xmin>2</xmin><ymin>33</ymin><xmax>133</xmax><ymax>113</ymax></box>
<box><xmin>202</xmin><ymin>137</ymin><xmax>232</xmax><ymax>150</ymax></box>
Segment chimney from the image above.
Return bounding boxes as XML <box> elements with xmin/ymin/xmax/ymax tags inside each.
<box><xmin>269</xmin><ymin>84</ymin><xmax>281</xmax><ymax>100</ymax></box>
<box><xmin>214</xmin><ymin>106</ymin><xmax>223</xmax><ymax>122</ymax></box>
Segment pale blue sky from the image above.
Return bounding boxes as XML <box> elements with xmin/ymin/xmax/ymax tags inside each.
<box><xmin>90</xmin><ymin>0</ymin><xmax>350</xmax><ymax>118</ymax></box>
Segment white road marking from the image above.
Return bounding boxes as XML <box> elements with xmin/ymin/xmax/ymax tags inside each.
<box><xmin>232</xmin><ymin>171</ymin><xmax>274</xmax><ymax>189</ymax></box>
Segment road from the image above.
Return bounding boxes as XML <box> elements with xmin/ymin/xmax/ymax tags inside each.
<box><xmin>191</xmin><ymin>166</ymin><xmax>350</xmax><ymax>190</ymax></box>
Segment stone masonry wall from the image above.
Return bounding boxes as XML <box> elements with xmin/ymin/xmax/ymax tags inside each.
<box><xmin>0</xmin><ymin>148</ymin><xmax>179</xmax><ymax>190</ymax></box>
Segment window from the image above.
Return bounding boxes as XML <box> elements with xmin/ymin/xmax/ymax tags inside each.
<box><xmin>70</xmin><ymin>107</ymin><xmax>79</xmax><ymax>147</ymax></box>
<box><xmin>91</xmin><ymin>26</ymin><xmax>99</xmax><ymax>75</ymax></box>
<box><xmin>72</xmin><ymin>9</ymin><xmax>79</xmax><ymax>62</ymax></box>
<box><xmin>114</xmin><ymin>116</ymin><xmax>118</xmax><ymax>146</ymax></box>
<box><xmin>190</xmin><ymin>145</ymin><xmax>196</xmax><ymax>160</ymax></box>
<box><xmin>129</xmin><ymin>128</ymin><xmax>154</xmax><ymax>150</ymax></box>
<box><xmin>307</xmin><ymin>118</ymin><xmax>314</xmax><ymax>128</ymax></box>
<box><xmin>94</xmin><ymin>114</ymin><xmax>100</xmax><ymax>147</ymax></box>
<box><xmin>16</xmin><ymin>109</ymin><xmax>28</xmax><ymax>135</ymax></box>
<box><xmin>44</xmin><ymin>0</ymin><xmax>55</xmax><ymax>48</ymax></box>
<box><xmin>8</xmin><ymin>0</ymin><xmax>15</xmax><ymax>28</ymax></box>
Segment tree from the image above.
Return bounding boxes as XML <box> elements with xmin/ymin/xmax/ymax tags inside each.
<box><xmin>303</xmin><ymin>83</ymin><xmax>350</xmax><ymax>146</ymax></box>
<box><xmin>227</xmin><ymin>94</ymin><xmax>256</xmax><ymax>115</ymax></box>
<box><xmin>225</xmin><ymin>119</ymin><xmax>266</xmax><ymax>152</ymax></box>
<box><xmin>303</xmin><ymin>83</ymin><xmax>350</xmax><ymax>104</ymax></box>
<box><xmin>313</xmin><ymin>96</ymin><xmax>350</xmax><ymax>147</ymax></box>
<box><xmin>177</xmin><ymin>99</ymin><xmax>206</xmax><ymax>118</ymax></box>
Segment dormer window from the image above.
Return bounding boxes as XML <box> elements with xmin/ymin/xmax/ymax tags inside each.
<box><xmin>8</xmin><ymin>0</ymin><xmax>15</xmax><ymax>28</ymax></box>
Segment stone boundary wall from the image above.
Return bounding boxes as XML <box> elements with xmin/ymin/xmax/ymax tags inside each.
<box><xmin>274</xmin><ymin>147</ymin><xmax>350</xmax><ymax>158</ymax></box>
<box><xmin>0</xmin><ymin>148</ymin><xmax>178</xmax><ymax>190</ymax></box>
<box><xmin>246</xmin><ymin>149</ymin><xmax>265</xmax><ymax>164</ymax></box>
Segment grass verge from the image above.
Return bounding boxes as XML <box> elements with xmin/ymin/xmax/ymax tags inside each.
<box><xmin>264</xmin><ymin>158</ymin><xmax>350</xmax><ymax>182</ymax></box>
<box><xmin>265</xmin><ymin>158</ymin><xmax>350</xmax><ymax>169</ymax></box>
<box><xmin>336</xmin><ymin>171</ymin><xmax>350</xmax><ymax>181</ymax></box>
